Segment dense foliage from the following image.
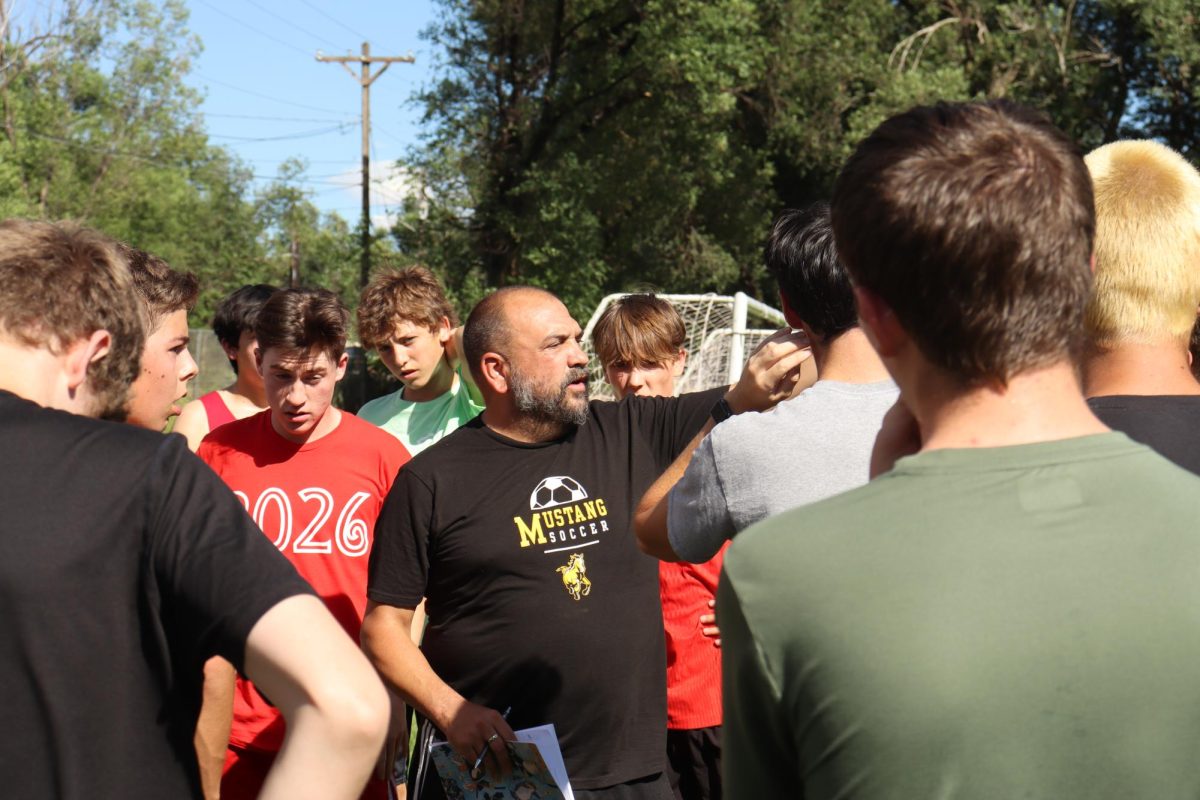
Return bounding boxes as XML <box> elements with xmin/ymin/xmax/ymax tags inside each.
<box><xmin>0</xmin><ymin>0</ymin><xmax>384</xmax><ymax>322</ymax></box>
<box><xmin>396</xmin><ymin>0</ymin><xmax>1200</xmax><ymax>320</ymax></box>
<box><xmin>1</xmin><ymin>1</ymin><xmax>1196</xmax><ymax>324</ymax></box>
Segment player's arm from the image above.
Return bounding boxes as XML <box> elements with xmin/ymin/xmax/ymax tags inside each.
<box><xmin>194</xmin><ymin>656</ymin><xmax>237</xmax><ymax>800</ymax></box>
<box><xmin>634</xmin><ymin>329</ymin><xmax>812</xmax><ymax>560</ymax></box>
<box><xmin>245</xmin><ymin>594</ymin><xmax>389</xmax><ymax>800</ymax></box>
<box><xmin>446</xmin><ymin>325</ymin><xmax>481</xmax><ymax>401</ymax></box>
<box><xmin>173</xmin><ymin>399</ymin><xmax>210</xmax><ymax>451</ymax></box>
<box><xmin>870</xmin><ymin>396</ymin><xmax>921</xmax><ymax>478</ymax></box>
<box><xmin>361</xmin><ymin>601</ymin><xmax>515</xmax><ymax>775</ymax></box>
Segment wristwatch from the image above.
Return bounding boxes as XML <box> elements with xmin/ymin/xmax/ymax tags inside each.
<box><xmin>710</xmin><ymin>397</ymin><xmax>735</xmax><ymax>425</ymax></box>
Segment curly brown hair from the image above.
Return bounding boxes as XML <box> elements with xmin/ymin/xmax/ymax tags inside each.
<box><xmin>357</xmin><ymin>266</ymin><xmax>458</xmax><ymax>350</ymax></box>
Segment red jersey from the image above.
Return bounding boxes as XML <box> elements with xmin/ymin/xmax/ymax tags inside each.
<box><xmin>198</xmin><ymin>409</ymin><xmax>410</xmax><ymax>752</ymax></box>
<box><xmin>660</xmin><ymin>542</ymin><xmax>728</xmax><ymax>730</ymax></box>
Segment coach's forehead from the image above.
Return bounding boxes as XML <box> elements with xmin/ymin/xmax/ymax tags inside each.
<box><xmin>501</xmin><ymin>289</ymin><xmax>578</xmax><ymax>345</ymax></box>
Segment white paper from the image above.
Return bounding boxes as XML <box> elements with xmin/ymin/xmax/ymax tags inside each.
<box><xmin>512</xmin><ymin>723</ymin><xmax>574</xmax><ymax>800</ymax></box>
<box><xmin>427</xmin><ymin>722</ymin><xmax>574</xmax><ymax>800</ymax></box>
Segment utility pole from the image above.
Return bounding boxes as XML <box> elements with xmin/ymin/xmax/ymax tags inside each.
<box><xmin>316</xmin><ymin>42</ymin><xmax>414</xmax><ymax>289</ymax></box>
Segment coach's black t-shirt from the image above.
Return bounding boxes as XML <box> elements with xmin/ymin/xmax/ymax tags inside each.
<box><xmin>369</xmin><ymin>387</ymin><xmax>723</xmax><ymax>789</ymax></box>
<box><xmin>1088</xmin><ymin>394</ymin><xmax>1200</xmax><ymax>475</ymax></box>
<box><xmin>0</xmin><ymin>391</ymin><xmax>313</xmax><ymax>799</ymax></box>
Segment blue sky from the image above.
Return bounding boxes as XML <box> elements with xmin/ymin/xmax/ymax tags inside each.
<box><xmin>180</xmin><ymin>0</ymin><xmax>438</xmax><ymax>223</ymax></box>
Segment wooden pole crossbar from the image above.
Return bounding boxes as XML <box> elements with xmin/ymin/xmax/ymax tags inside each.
<box><xmin>316</xmin><ymin>42</ymin><xmax>414</xmax><ymax>289</ymax></box>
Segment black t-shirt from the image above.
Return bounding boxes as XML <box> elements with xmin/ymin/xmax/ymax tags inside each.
<box><xmin>1088</xmin><ymin>394</ymin><xmax>1200</xmax><ymax>475</ymax></box>
<box><xmin>0</xmin><ymin>391</ymin><xmax>313</xmax><ymax>799</ymax></box>
<box><xmin>369</xmin><ymin>387</ymin><xmax>723</xmax><ymax>789</ymax></box>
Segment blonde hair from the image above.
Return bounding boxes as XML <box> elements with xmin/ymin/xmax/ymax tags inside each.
<box><xmin>1085</xmin><ymin>140</ymin><xmax>1200</xmax><ymax>344</ymax></box>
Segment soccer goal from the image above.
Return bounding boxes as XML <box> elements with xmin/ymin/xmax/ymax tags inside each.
<box><xmin>581</xmin><ymin>292</ymin><xmax>787</xmax><ymax>400</ymax></box>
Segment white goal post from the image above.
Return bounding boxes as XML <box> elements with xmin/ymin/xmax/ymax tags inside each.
<box><xmin>581</xmin><ymin>292</ymin><xmax>787</xmax><ymax>400</ymax></box>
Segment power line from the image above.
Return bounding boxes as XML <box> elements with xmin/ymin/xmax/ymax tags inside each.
<box><xmin>317</xmin><ymin>43</ymin><xmax>414</xmax><ymax>289</ymax></box>
<box><xmin>241</xmin><ymin>0</ymin><xmax>343</xmax><ymax>51</ymax></box>
<box><xmin>194</xmin><ymin>72</ymin><xmax>350</xmax><ymax>115</ymax></box>
<box><xmin>202</xmin><ymin>112</ymin><xmax>353</xmax><ymax>124</ymax></box>
<box><xmin>294</xmin><ymin>0</ymin><xmax>372</xmax><ymax>44</ymax></box>
<box><xmin>20</xmin><ymin>128</ymin><xmax>354</xmax><ymax>188</ymax></box>
<box><xmin>374</xmin><ymin>126</ymin><xmax>410</xmax><ymax>149</ymax></box>
<box><xmin>209</xmin><ymin>124</ymin><xmax>352</xmax><ymax>143</ymax></box>
<box><xmin>191</xmin><ymin>0</ymin><xmax>313</xmax><ymax>58</ymax></box>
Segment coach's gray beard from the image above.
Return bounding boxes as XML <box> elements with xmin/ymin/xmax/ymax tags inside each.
<box><xmin>511</xmin><ymin>365</ymin><xmax>589</xmax><ymax>427</ymax></box>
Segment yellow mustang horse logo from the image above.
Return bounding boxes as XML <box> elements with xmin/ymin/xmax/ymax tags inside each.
<box><xmin>556</xmin><ymin>552</ymin><xmax>592</xmax><ymax>601</ymax></box>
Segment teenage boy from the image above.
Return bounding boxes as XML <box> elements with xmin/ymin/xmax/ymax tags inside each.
<box><xmin>0</xmin><ymin>219</ymin><xmax>387</xmax><ymax>799</ymax></box>
<box><xmin>719</xmin><ymin>101</ymin><xmax>1200</xmax><ymax>799</ymax></box>
<box><xmin>198</xmin><ymin>288</ymin><xmax>411</xmax><ymax>800</ymax></box>
<box><xmin>357</xmin><ymin>266</ymin><xmax>483</xmax><ymax>455</ymax></box>
<box><xmin>1081</xmin><ymin>140</ymin><xmax>1200</xmax><ymax>474</ymax></box>
<box><xmin>593</xmin><ymin>294</ymin><xmax>723</xmax><ymax>800</ymax></box>
<box><xmin>633</xmin><ymin>204</ymin><xmax>895</xmax><ymax>564</ymax></box>
<box><xmin>176</xmin><ymin>284</ymin><xmax>277</xmax><ymax>450</ymax></box>
<box><xmin>121</xmin><ymin>244</ymin><xmax>201</xmax><ymax>432</ymax></box>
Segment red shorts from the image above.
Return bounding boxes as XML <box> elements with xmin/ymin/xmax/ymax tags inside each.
<box><xmin>222</xmin><ymin>743</ymin><xmax>389</xmax><ymax>800</ymax></box>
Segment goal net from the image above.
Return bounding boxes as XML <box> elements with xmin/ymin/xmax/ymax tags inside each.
<box><xmin>581</xmin><ymin>292</ymin><xmax>787</xmax><ymax>400</ymax></box>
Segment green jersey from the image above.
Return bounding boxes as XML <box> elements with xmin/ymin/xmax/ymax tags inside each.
<box><xmin>720</xmin><ymin>433</ymin><xmax>1200</xmax><ymax>799</ymax></box>
<box><xmin>357</xmin><ymin>365</ymin><xmax>483</xmax><ymax>455</ymax></box>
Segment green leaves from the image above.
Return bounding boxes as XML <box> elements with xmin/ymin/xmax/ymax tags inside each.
<box><xmin>399</xmin><ymin>0</ymin><xmax>1200</xmax><ymax>324</ymax></box>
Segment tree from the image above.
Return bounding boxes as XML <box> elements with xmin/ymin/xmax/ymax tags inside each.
<box><xmin>396</xmin><ymin>0</ymin><xmax>777</xmax><ymax>320</ymax></box>
<box><xmin>0</xmin><ymin>0</ymin><xmax>267</xmax><ymax>322</ymax></box>
<box><xmin>400</xmin><ymin>0</ymin><xmax>1200</xmax><ymax>319</ymax></box>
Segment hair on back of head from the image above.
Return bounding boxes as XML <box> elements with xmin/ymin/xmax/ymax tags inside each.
<box><xmin>213</xmin><ymin>284</ymin><xmax>278</xmax><ymax>348</ymax></box>
<box><xmin>1084</xmin><ymin>140</ymin><xmax>1200</xmax><ymax>345</ymax></box>
<box><xmin>358</xmin><ymin>266</ymin><xmax>459</xmax><ymax>351</ymax></box>
<box><xmin>255</xmin><ymin>287</ymin><xmax>349</xmax><ymax>363</ymax></box>
<box><xmin>462</xmin><ymin>286</ymin><xmax>557</xmax><ymax>387</ymax></box>
<box><xmin>591</xmin><ymin>293</ymin><xmax>685</xmax><ymax>369</ymax></box>
<box><xmin>117</xmin><ymin>242</ymin><xmax>199</xmax><ymax>332</ymax></box>
<box><xmin>213</xmin><ymin>283</ymin><xmax>277</xmax><ymax>375</ymax></box>
<box><xmin>831</xmin><ymin>99</ymin><xmax>1095</xmax><ymax>385</ymax></box>
<box><xmin>0</xmin><ymin>219</ymin><xmax>144</xmax><ymax>419</ymax></box>
<box><xmin>765</xmin><ymin>203</ymin><xmax>857</xmax><ymax>343</ymax></box>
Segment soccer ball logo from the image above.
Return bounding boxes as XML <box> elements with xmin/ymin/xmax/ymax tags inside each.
<box><xmin>529</xmin><ymin>475</ymin><xmax>589</xmax><ymax>510</ymax></box>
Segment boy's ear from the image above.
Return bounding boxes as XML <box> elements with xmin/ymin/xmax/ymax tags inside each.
<box><xmin>671</xmin><ymin>348</ymin><xmax>687</xmax><ymax>378</ymax></box>
<box><xmin>437</xmin><ymin>317</ymin><xmax>452</xmax><ymax>345</ymax></box>
<box><xmin>853</xmin><ymin>285</ymin><xmax>904</xmax><ymax>358</ymax></box>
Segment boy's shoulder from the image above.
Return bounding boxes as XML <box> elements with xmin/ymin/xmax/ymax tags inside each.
<box><xmin>357</xmin><ymin>388</ymin><xmax>404</xmax><ymax>421</ymax></box>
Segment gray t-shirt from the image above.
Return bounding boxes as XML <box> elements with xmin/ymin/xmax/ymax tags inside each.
<box><xmin>667</xmin><ymin>379</ymin><xmax>898</xmax><ymax>562</ymax></box>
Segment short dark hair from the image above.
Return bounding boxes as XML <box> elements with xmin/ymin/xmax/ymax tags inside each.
<box><xmin>765</xmin><ymin>203</ymin><xmax>856</xmax><ymax>343</ymax></box>
<box><xmin>213</xmin><ymin>284</ymin><xmax>277</xmax><ymax>374</ymax></box>
<box><xmin>1191</xmin><ymin>316</ymin><xmax>1200</xmax><ymax>381</ymax></box>
<box><xmin>358</xmin><ymin>267</ymin><xmax>458</xmax><ymax>351</ymax></box>
<box><xmin>213</xmin><ymin>284</ymin><xmax>278</xmax><ymax>348</ymax></box>
<box><xmin>118</xmin><ymin>243</ymin><xmax>199</xmax><ymax>331</ymax></box>
<box><xmin>463</xmin><ymin>286</ymin><xmax>556</xmax><ymax>386</ymax></box>
<box><xmin>831</xmin><ymin>100</ymin><xmax>1095</xmax><ymax>385</ymax></box>
<box><xmin>255</xmin><ymin>288</ymin><xmax>349</xmax><ymax>362</ymax></box>
<box><xmin>0</xmin><ymin>219</ymin><xmax>143</xmax><ymax>420</ymax></box>
<box><xmin>591</xmin><ymin>294</ymin><xmax>686</xmax><ymax>368</ymax></box>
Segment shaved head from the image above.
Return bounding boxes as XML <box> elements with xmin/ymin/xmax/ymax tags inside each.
<box><xmin>463</xmin><ymin>286</ymin><xmax>558</xmax><ymax>386</ymax></box>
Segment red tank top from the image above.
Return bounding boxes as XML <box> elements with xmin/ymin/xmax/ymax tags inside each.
<box><xmin>200</xmin><ymin>391</ymin><xmax>236</xmax><ymax>429</ymax></box>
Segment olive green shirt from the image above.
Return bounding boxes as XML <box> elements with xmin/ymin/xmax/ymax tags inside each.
<box><xmin>720</xmin><ymin>433</ymin><xmax>1200</xmax><ymax>799</ymax></box>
